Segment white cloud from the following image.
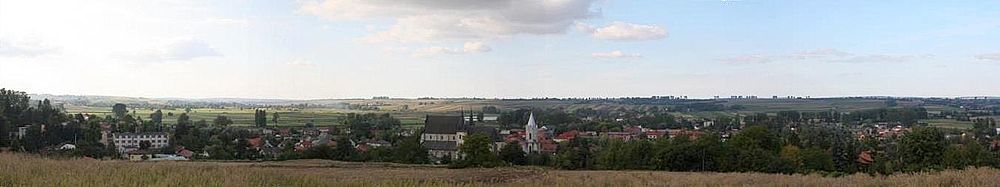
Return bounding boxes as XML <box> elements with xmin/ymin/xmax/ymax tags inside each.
<box><xmin>578</xmin><ymin>21</ymin><xmax>667</xmax><ymax>41</ymax></box>
<box><xmin>203</xmin><ymin>18</ymin><xmax>249</xmax><ymax>28</ymax></box>
<box><xmin>591</xmin><ymin>50</ymin><xmax>642</xmax><ymax>59</ymax></box>
<box><xmin>411</xmin><ymin>41</ymin><xmax>492</xmax><ymax>57</ymax></box>
<box><xmin>0</xmin><ymin>39</ymin><xmax>60</xmax><ymax>57</ymax></box>
<box><xmin>285</xmin><ymin>59</ymin><xmax>316</xmax><ymax>67</ymax></box>
<box><xmin>463</xmin><ymin>41</ymin><xmax>492</xmax><ymax>53</ymax></box>
<box><xmin>717</xmin><ymin>54</ymin><xmax>772</xmax><ymax>64</ymax></box>
<box><xmin>974</xmin><ymin>53</ymin><xmax>1000</xmax><ymax>61</ymax></box>
<box><xmin>298</xmin><ymin>0</ymin><xmax>601</xmax><ymax>43</ymax></box>
<box><xmin>719</xmin><ymin>49</ymin><xmax>932</xmax><ymax>64</ymax></box>
<box><xmin>116</xmin><ymin>38</ymin><xmax>221</xmax><ymax>62</ymax></box>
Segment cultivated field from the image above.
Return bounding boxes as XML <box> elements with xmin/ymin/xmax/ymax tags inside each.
<box><xmin>64</xmin><ymin>106</ymin><xmax>429</xmax><ymax>127</ymax></box>
<box><xmin>63</xmin><ymin>98</ymin><xmax>933</xmax><ymax>127</ymax></box>
<box><xmin>921</xmin><ymin>119</ymin><xmax>975</xmax><ymax>130</ymax></box>
<box><xmin>1</xmin><ymin>153</ymin><xmax>997</xmax><ymax>187</ymax></box>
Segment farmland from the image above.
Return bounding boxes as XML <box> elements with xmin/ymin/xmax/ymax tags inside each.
<box><xmin>921</xmin><ymin>119</ymin><xmax>975</xmax><ymax>130</ymax></box>
<box><xmin>57</xmin><ymin>97</ymin><xmax>927</xmax><ymax>127</ymax></box>
<box><xmin>1</xmin><ymin>153</ymin><xmax>997</xmax><ymax>187</ymax></box>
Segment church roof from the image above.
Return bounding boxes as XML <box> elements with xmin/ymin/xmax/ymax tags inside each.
<box><xmin>526</xmin><ymin>113</ymin><xmax>538</xmax><ymax>129</ymax></box>
<box><xmin>424</xmin><ymin>115</ymin><xmax>465</xmax><ymax>134</ymax></box>
<box><xmin>468</xmin><ymin>126</ymin><xmax>501</xmax><ymax>142</ymax></box>
<box><xmin>422</xmin><ymin>140</ymin><xmax>458</xmax><ymax>151</ymax></box>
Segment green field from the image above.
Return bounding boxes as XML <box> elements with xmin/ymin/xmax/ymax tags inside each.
<box><xmin>921</xmin><ymin>119</ymin><xmax>975</xmax><ymax>130</ymax></box>
<box><xmin>62</xmin><ymin>98</ymin><xmax>960</xmax><ymax>128</ymax></box>
<box><xmin>64</xmin><ymin>106</ymin><xmax>431</xmax><ymax>128</ymax></box>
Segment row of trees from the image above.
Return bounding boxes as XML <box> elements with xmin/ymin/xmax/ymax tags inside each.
<box><xmin>543</xmin><ymin>126</ymin><xmax>998</xmax><ymax>174</ymax></box>
<box><xmin>1</xmin><ymin>88</ymin><xmax>116</xmax><ymax>157</ymax></box>
<box><xmin>452</xmin><ymin>125</ymin><xmax>999</xmax><ymax>175</ymax></box>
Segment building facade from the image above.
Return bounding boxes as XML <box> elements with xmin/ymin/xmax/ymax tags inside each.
<box><xmin>420</xmin><ymin>114</ymin><xmax>501</xmax><ymax>161</ymax></box>
<box><xmin>112</xmin><ymin>132</ymin><xmax>169</xmax><ymax>153</ymax></box>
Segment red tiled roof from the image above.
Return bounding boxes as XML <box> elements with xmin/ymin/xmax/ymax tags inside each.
<box><xmin>857</xmin><ymin>151</ymin><xmax>874</xmax><ymax>164</ymax></box>
<box><xmin>248</xmin><ymin>137</ymin><xmax>263</xmax><ymax>148</ymax></box>
<box><xmin>556</xmin><ymin>130</ymin><xmax>578</xmax><ymax>140</ymax></box>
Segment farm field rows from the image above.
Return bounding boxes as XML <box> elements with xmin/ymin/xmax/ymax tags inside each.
<box><xmin>920</xmin><ymin>119</ymin><xmax>975</xmax><ymax>130</ymax></box>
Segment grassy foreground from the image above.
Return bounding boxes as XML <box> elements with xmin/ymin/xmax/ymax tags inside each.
<box><xmin>1</xmin><ymin>153</ymin><xmax>997</xmax><ymax>187</ymax></box>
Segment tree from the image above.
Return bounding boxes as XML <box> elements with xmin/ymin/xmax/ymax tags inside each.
<box><xmin>213</xmin><ymin>115</ymin><xmax>233</xmax><ymax>127</ymax></box>
<box><xmin>554</xmin><ymin>137</ymin><xmax>594</xmax><ymax>170</ymax></box>
<box><xmin>139</xmin><ymin>140</ymin><xmax>152</xmax><ymax>150</ymax></box>
<box><xmin>254</xmin><ymin>109</ymin><xmax>267</xmax><ymax>127</ymax></box>
<box><xmin>499</xmin><ymin>142</ymin><xmax>526</xmax><ymax>165</ymax></box>
<box><xmin>798</xmin><ymin>148</ymin><xmax>835</xmax><ymax>172</ymax></box>
<box><xmin>392</xmin><ymin>136</ymin><xmax>428</xmax><ymax>164</ymax></box>
<box><xmin>272</xmin><ymin>113</ymin><xmax>280</xmax><ymax>125</ymax></box>
<box><xmin>112</xmin><ymin>103</ymin><xmax>128</xmax><ymax>119</ymax></box>
<box><xmin>343</xmin><ymin>113</ymin><xmax>401</xmax><ymax>139</ymax></box>
<box><xmin>332</xmin><ymin>137</ymin><xmax>357</xmax><ymax>161</ymax></box>
<box><xmin>454</xmin><ymin>133</ymin><xmax>501</xmax><ymax>168</ymax></box>
<box><xmin>174</xmin><ymin>113</ymin><xmax>193</xmax><ymax>142</ymax></box>
<box><xmin>899</xmin><ymin>127</ymin><xmax>947</xmax><ymax>172</ymax></box>
<box><xmin>150</xmin><ymin>109</ymin><xmax>163</xmax><ymax>125</ymax></box>
<box><xmin>728</xmin><ymin>126</ymin><xmax>785</xmax><ymax>172</ymax></box>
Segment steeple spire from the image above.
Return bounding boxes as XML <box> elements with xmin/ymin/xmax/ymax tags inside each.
<box><xmin>524</xmin><ymin>112</ymin><xmax>539</xmax><ymax>153</ymax></box>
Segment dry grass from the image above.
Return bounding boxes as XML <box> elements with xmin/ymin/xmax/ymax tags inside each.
<box><xmin>1</xmin><ymin>153</ymin><xmax>997</xmax><ymax>187</ymax></box>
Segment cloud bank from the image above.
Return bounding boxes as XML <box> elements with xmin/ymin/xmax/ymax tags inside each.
<box><xmin>299</xmin><ymin>0</ymin><xmax>602</xmax><ymax>43</ymax></box>
<box><xmin>117</xmin><ymin>38</ymin><xmax>221</xmax><ymax>62</ymax></box>
<box><xmin>592</xmin><ymin>50</ymin><xmax>642</xmax><ymax>59</ymax></box>
<box><xmin>974</xmin><ymin>53</ymin><xmax>1000</xmax><ymax>61</ymax></box>
<box><xmin>578</xmin><ymin>21</ymin><xmax>667</xmax><ymax>41</ymax></box>
<box><xmin>0</xmin><ymin>39</ymin><xmax>59</xmax><ymax>57</ymax></box>
<box><xmin>719</xmin><ymin>49</ymin><xmax>932</xmax><ymax>64</ymax></box>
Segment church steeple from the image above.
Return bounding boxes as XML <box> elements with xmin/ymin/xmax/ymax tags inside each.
<box><xmin>524</xmin><ymin>112</ymin><xmax>540</xmax><ymax>153</ymax></box>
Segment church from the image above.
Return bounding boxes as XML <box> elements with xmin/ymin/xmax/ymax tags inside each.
<box><xmin>420</xmin><ymin>113</ymin><xmax>502</xmax><ymax>161</ymax></box>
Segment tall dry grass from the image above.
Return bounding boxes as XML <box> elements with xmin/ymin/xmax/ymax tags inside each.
<box><xmin>1</xmin><ymin>153</ymin><xmax>997</xmax><ymax>187</ymax></box>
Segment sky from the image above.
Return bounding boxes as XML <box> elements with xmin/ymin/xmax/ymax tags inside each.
<box><xmin>1</xmin><ymin>0</ymin><xmax>999</xmax><ymax>99</ymax></box>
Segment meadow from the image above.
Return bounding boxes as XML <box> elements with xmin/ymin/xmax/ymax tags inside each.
<box><xmin>1</xmin><ymin>153</ymin><xmax>997</xmax><ymax>187</ymax></box>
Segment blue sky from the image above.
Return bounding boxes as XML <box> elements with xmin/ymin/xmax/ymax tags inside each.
<box><xmin>1</xmin><ymin>0</ymin><xmax>999</xmax><ymax>99</ymax></box>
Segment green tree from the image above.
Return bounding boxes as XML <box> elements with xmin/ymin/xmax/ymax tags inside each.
<box><xmin>332</xmin><ymin>137</ymin><xmax>357</xmax><ymax>161</ymax></box>
<box><xmin>112</xmin><ymin>103</ymin><xmax>128</xmax><ymax>119</ymax></box>
<box><xmin>139</xmin><ymin>140</ymin><xmax>152</xmax><ymax>150</ymax></box>
<box><xmin>454</xmin><ymin>133</ymin><xmax>501</xmax><ymax>168</ymax></box>
<box><xmin>554</xmin><ymin>138</ymin><xmax>594</xmax><ymax>170</ymax></box>
<box><xmin>728</xmin><ymin>126</ymin><xmax>785</xmax><ymax>172</ymax></box>
<box><xmin>254</xmin><ymin>109</ymin><xmax>267</xmax><ymax>127</ymax></box>
<box><xmin>899</xmin><ymin>127</ymin><xmax>947</xmax><ymax>172</ymax></box>
<box><xmin>150</xmin><ymin>109</ymin><xmax>163</xmax><ymax>125</ymax></box>
<box><xmin>391</xmin><ymin>136</ymin><xmax>428</xmax><ymax>164</ymax></box>
<box><xmin>799</xmin><ymin>148</ymin><xmax>835</xmax><ymax>172</ymax></box>
<box><xmin>213</xmin><ymin>115</ymin><xmax>234</xmax><ymax>127</ymax></box>
<box><xmin>272</xmin><ymin>113</ymin><xmax>280</xmax><ymax>125</ymax></box>
<box><xmin>499</xmin><ymin>142</ymin><xmax>526</xmax><ymax>165</ymax></box>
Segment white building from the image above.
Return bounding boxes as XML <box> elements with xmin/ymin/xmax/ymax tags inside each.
<box><xmin>523</xmin><ymin>113</ymin><xmax>540</xmax><ymax>153</ymax></box>
<box><xmin>112</xmin><ymin>132</ymin><xmax>170</xmax><ymax>153</ymax></box>
<box><xmin>420</xmin><ymin>114</ymin><xmax>502</xmax><ymax>161</ymax></box>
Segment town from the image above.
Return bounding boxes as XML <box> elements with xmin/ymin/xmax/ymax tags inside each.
<box><xmin>2</xmin><ymin>88</ymin><xmax>998</xmax><ymax>175</ymax></box>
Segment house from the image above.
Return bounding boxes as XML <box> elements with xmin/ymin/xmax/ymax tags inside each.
<box><xmin>176</xmin><ymin>148</ymin><xmax>195</xmax><ymax>159</ymax></box>
<box><xmin>644</xmin><ymin>130</ymin><xmax>667</xmax><ymax>139</ymax></box>
<box><xmin>112</xmin><ymin>132</ymin><xmax>169</xmax><ymax>154</ymax></box>
<box><xmin>554</xmin><ymin>130</ymin><xmax>579</xmax><ymax>142</ymax></box>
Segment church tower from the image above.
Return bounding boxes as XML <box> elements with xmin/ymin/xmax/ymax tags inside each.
<box><xmin>523</xmin><ymin>112</ymin><xmax>540</xmax><ymax>153</ymax></box>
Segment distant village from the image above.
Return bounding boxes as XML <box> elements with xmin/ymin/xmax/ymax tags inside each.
<box><xmin>3</xmin><ymin>89</ymin><xmax>1000</xmax><ymax>174</ymax></box>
